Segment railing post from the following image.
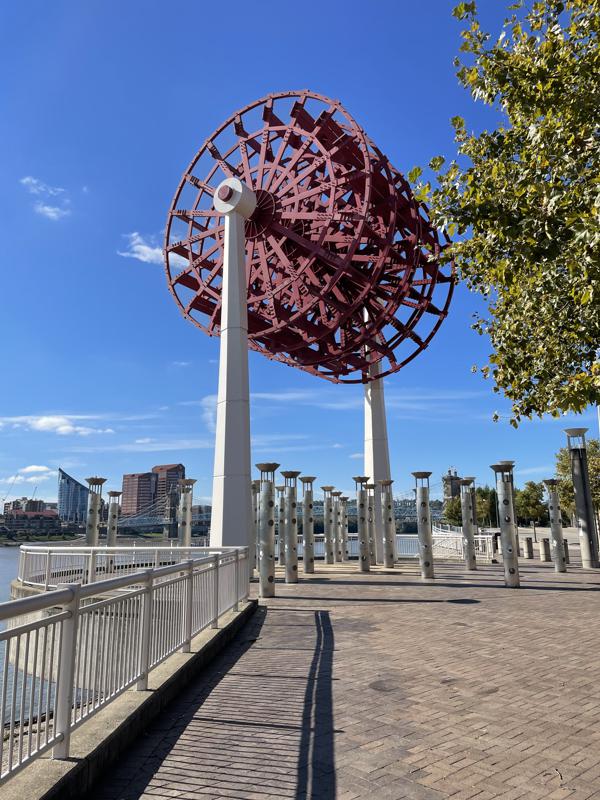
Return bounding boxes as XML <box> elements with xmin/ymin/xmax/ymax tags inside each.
<box><xmin>52</xmin><ymin>583</ymin><xmax>81</xmax><ymax>759</ymax></box>
<box><xmin>87</xmin><ymin>549</ymin><xmax>97</xmax><ymax>585</ymax></box>
<box><xmin>136</xmin><ymin>569</ymin><xmax>154</xmax><ymax>691</ymax></box>
<box><xmin>212</xmin><ymin>554</ymin><xmax>219</xmax><ymax>629</ymax></box>
<box><xmin>181</xmin><ymin>560</ymin><xmax>194</xmax><ymax>653</ymax></box>
<box><xmin>44</xmin><ymin>551</ymin><xmax>52</xmax><ymax>590</ymax></box>
<box><xmin>234</xmin><ymin>549</ymin><xmax>240</xmax><ymax>611</ymax></box>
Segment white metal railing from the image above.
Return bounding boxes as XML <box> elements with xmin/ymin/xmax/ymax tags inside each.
<box><xmin>18</xmin><ymin>542</ymin><xmax>210</xmax><ymax>590</ymax></box>
<box><xmin>0</xmin><ymin>546</ymin><xmax>248</xmax><ymax>783</ymax></box>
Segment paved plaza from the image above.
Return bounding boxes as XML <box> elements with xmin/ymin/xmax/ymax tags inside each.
<box><xmin>90</xmin><ymin>556</ymin><xmax>600</xmax><ymax>800</ymax></box>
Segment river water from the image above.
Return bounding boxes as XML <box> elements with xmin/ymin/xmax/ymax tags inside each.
<box><xmin>0</xmin><ymin>547</ymin><xmax>20</xmax><ymax>602</ymax></box>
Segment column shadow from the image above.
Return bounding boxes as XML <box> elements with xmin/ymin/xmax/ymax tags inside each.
<box><xmin>295</xmin><ymin>610</ymin><xmax>336</xmax><ymax>800</ymax></box>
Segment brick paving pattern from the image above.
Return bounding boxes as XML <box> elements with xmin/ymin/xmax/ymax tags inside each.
<box><xmin>89</xmin><ymin>556</ymin><xmax>600</xmax><ymax>800</ymax></box>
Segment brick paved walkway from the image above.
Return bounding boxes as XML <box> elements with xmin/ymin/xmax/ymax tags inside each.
<box><xmin>90</xmin><ymin>557</ymin><xmax>600</xmax><ymax>800</ymax></box>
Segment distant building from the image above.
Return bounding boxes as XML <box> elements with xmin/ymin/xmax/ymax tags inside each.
<box><xmin>58</xmin><ymin>469</ymin><xmax>90</xmax><ymax>522</ymax></box>
<box><xmin>121</xmin><ymin>472</ymin><xmax>157</xmax><ymax>516</ymax></box>
<box><xmin>152</xmin><ymin>464</ymin><xmax>185</xmax><ymax>505</ymax></box>
<box><xmin>442</xmin><ymin>468</ymin><xmax>461</xmax><ymax>504</ymax></box>
<box><xmin>3</xmin><ymin>509</ymin><xmax>60</xmax><ymax>535</ymax></box>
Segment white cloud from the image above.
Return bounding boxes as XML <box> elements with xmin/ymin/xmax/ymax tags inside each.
<box><xmin>134</xmin><ymin>437</ymin><xmax>153</xmax><ymax>444</ymax></box>
<box><xmin>20</xmin><ymin>176</ymin><xmax>65</xmax><ymax>196</ymax></box>
<box><xmin>19</xmin><ymin>465</ymin><xmax>52</xmax><ymax>474</ymax></box>
<box><xmin>20</xmin><ymin>176</ymin><xmax>71</xmax><ymax>221</ymax></box>
<box><xmin>200</xmin><ymin>395</ymin><xmax>217</xmax><ymax>434</ymax></box>
<box><xmin>70</xmin><ymin>438</ymin><xmax>212</xmax><ymax>453</ymax></box>
<box><xmin>33</xmin><ymin>202</ymin><xmax>71</xmax><ymax>220</ymax></box>
<box><xmin>349</xmin><ymin>452</ymin><xmax>363</xmax><ymax>460</ymax></box>
<box><xmin>172</xmin><ymin>361</ymin><xmax>190</xmax><ymax>367</ymax></box>
<box><xmin>0</xmin><ymin>468</ymin><xmax>57</xmax><ymax>485</ymax></box>
<box><xmin>117</xmin><ymin>232</ymin><xmax>163</xmax><ymax>264</ymax></box>
<box><xmin>0</xmin><ymin>414</ymin><xmax>114</xmax><ymax>436</ymax></box>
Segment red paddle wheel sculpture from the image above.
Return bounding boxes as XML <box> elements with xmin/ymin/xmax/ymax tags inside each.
<box><xmin>165</xmin><ymin>90</ymin><xmax>453</xmax><ymax>383</ymax></box>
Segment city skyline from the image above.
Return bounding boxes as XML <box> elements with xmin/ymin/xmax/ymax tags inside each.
<box><xmin>1</xmin><ymin>1</ymin><xmax>597</xmax><ymax>507</ymax></box>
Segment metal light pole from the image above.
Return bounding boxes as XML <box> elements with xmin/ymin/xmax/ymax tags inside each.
<box><xmin>256</xmin><ymin>463</ymin><xmax>279</xmax><ymax>597</ymax></box>
<box><xmin>300</xmin><ymin>477</ymin><xmax>316</xmax><ymax>574</ymax></box>
<box><xmin>276</xmin><ymin>485</ymin><xmax>286</xmax><ymax>566</ymax></box>
<box><xmin>413</xmin><ymin>472</ymin><xmax>434</xmax><ymax>580</ymax></box>
<box><xmin>459</xmin><ymin>478</ymin><xmax>477</xmax><ymax>571</ymax></box>
<box><xmin>106</xmin><ymin>491</ymin><xmax>121</xmax><ymax>548</ymax></box>
<box><xmin>379</xmin><ymin>480</ymin><xmax>396</xmax><ymax>568</ymax></box>
<box><xmin>321</xmin><ymin>486</ymin><xmax>335</xmax><ymax>565</ymax></box>
<box><xmin>353</xmin><ymin>476</ymin><xmax>370</xmax><ymax>572</ymax></box>
<box><xmin>251</xmin><ymin>479</ymin><xmax>261</xmax><ymax>573</ymax></box>
<box><xmin>565</xmin><ymin>428</ymin><xmax>598</xmax><ymax>569</ymax></box>
<box><xmin>210</xmin><ymin>178</ymin><xmax>257</xmax><ymax>549</ymax></box>
<box><xmin>543</xmin><ymin>479</ymin><xmax>567</xmax><ymax>573</ymax></box>
<box><xmin>491</xmin><ymin>463</ymin><xmax>520</xmax><ymax>588</ymax></box>
<box><xmin>282</xmin><ymin>471</ymin><xmax>300</xmax><ymax>583</ymax></box>
<box><xmin>340</xmin><ymin>495</ymin><xmax>350</xmax><ymax>561</ymax></box>
<box><xmin>331</xmin><ymin>491</ymin><xmax>343</xmax><ymax>562</ymax></box>
<box><xmin>85</xmin><ymin>477</ymin><xmax>106</xmax><ymax>547</ymax></box>
<box><xmin>365</xmin><ymin>483</ymin><xmax>376</xmax><ymax>566</ymax></box>
<box><xmin>178</xmin><ymin>479</ymin><xmax>196</xmax><ymax>547</ymax></box>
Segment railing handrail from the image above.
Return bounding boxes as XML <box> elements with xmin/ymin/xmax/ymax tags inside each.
<box><xmin>18</xmin><ymin>544</ymin><xmax>240</xmax><ymax>554</ymax></box>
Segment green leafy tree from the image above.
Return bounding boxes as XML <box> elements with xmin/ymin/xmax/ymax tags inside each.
<box><xmin>443</xmin><ymin>495</ymin><xmax>464</xmax><ymax>525</ymax></box>
<box><xmin>514</xmin><ymin>480</ymin><xmax>548</xmax><ymax>530</ymax></box>
<box><xmin>555</xmin><ymin>437</ymin><xmax>600</xmax><ymax>525</ymax></box>
<box><xmin>413</xmin><ymin>1</ymin><xmax>600</xmax><ymax>424</ymax></box>
<box><xmin>475</xmin><ymin>485</ymin><xmax>498</xmax><ymax>526</ymax></box>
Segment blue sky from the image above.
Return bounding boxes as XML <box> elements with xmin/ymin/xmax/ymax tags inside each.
<box><xmin>1</xmin><ymin>0</ymin><xmax>597</xmax><ymax>505</ymax></box>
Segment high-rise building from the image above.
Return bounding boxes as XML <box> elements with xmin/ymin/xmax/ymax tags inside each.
<box><xmin>152</xmin><ymin>464</ymin><xmax>185</xmax><ymax>505</ymax></box>
<box><xmin>58</xmin><ymin>468</ymin><xmax>89</xmax><ymax>522</ymax></box>
<box><xmin>121</xmin><ymin>472</ymin><xmax>157</xmax><ymax>516</ymax></box>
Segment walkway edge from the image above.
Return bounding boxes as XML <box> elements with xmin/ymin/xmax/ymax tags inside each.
<box><xmin>3</xmin><ymin>599</ymin><xmax>258</xmax><ymax>800</ymax></box>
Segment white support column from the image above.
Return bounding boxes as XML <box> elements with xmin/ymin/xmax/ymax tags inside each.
<box><xmin>282</xmin><ymin>471</ymin><xmax>300</xmax><ymax>583</ymax></box>
<box><xmin>379</xmin><ymin>480</ymin><xmax>396</xmax><ymax>568</ymax></box>
<box><xmin>210</xmin><ymin>178</ymin><xmax>257</xmax><ymax>548</ymax></box>
<box><xmin>364</xmin><ymin>362</ymin><xmax>391</xmax><ymax>565</ymax></box>
<box><xmin>491</xmin><ymin>463</ymin><xmax>520</xmax><ymax>588</ymax></box>
<box><xmin>300</xmin><ymin>477</ymin><xmax>316</xmax><ymax>574</ymax></box>
<box><xmin>459</xmin><ymin>478</ymin><xmax>477</xmax><ymax>571</ymax></box>
<box><xmin>413</xmin><ymin>472</ymin><xmax>435</xmax><ymax>580</ymax></box>
<box><xmin>321</xmin><ymin>486</ymin><xmax>335</xmax><ymax>565</ymax></box>
<box><xmin>353</xmin><ymin>476</ymin><xmax>370</xmax><ymax>572</ymax></box>
<box><xmin>85</xmin><ymin>477</ymin><xmax>106</xmax><ymax>547</ymax></box>
<box><xmin>340</xmin><ymin>496</ymin><xmax>350</xmax><ymax>561</ymax></box>
<box><xmin>365</xmin><ymin>483</ymin><xmax>376</xmax><ymax>566</ymax></box>
<box><xmin>178</xmin><ymin>479</ymin><xmax>196</xmax><ymax>547</ymax></box>
<box><xmin>544</xmin><ymin>479</ymin><xmax>567</xmax><ymax>573</ymax></box>
<box><xmin>256</xmin><ymin>463</ymin><xmax>279</xmax><ymax>597</ymax></box>
<box><xmin>251</xmin><ymin>480</ymin><xmax>261</xmax><ymax>573</ymax></box>
<box><xmin>332</xmin><ymin>491</ymin><xmax>343</xmax><ymax>562</ymax></box>
<box><xmin>106</xmin><ymin>490</ymin><xmax>121</xmax><ymax>548</ymax></box>
<box><xmin>565</xmin><ymin>428</ymin><xmax>599</xmax><ymax>569</ymax></box>
<box><xmin>276</xmin><ymin>485</ymin><xmax>286</xmax><ymax>566</ymax></box>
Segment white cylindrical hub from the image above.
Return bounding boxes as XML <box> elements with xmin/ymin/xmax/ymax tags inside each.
<box><xmin>85</xmin><ymin>477</ymin><xmax>106</xmax><ymax>547</ymax></box>
<box><xmin>354</xmin><ymin>477</ymin><xmax>370</xmax><ymax>573</ymax></box>
<box><xmin>364</xmin><ymin>360</ymin><xmax>391</xmax><ymax>565</ymax></box>
<box><xmin>300</xmin><ymin>477</ymin><xmax>316</xmax><ymax>574</ymax></box>
<box><xmin>413</xmin><ymin>473</ymin><xmax>434</xmax><ymax>580</ymax></box>
<box><xmin>379</xmin><ymin>480</ymin><xmax>396</xmax><ymax>569</ymax></box>
<box><xmin>491</xmin><ymin>463</ymin><xmax>520</xmax><ymax>588</ymax></box>
<box><xmin>256</xmin><ymin>463</ymin><xmax>279</xmax><ymax>598</ymax></box>
<box><xmin>106</xmin><ymin>491</ymin><xmax>121</xmax><ymax>548</ymax></box>
<box><xmin>544</xmin><ymin>479</ymin><xmax>567</xmax><ymax>573</ymax></box>
<box><xmin>459</xmin><ymin>478</ymin><xmax>477</xmax><ymax>571</ymax></box>
<box><xmin>282</xmin><ymin>471</ymin><xmax>300</xmax><ymax>584</ymax></box>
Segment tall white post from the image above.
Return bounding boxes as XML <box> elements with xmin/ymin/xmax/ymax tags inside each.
<box><xmin>459</xmin><ymin>478</ymin><xmax>477</xmax><ymax>570</ymax></box>
<box><xmin>379</xmin><ymin>480</ymin><xmax>396</xmax><ymax>568</ymax></box>
<box><xmin>276</xmin><ymin>485</ymin><xmax>286</xmax><ymax>566</ymax></box>
<box><xmin>332</xmin><ymin>491</ymin><xmax>343</xmax><ymax>562</ymax></box>
<box><xmin>413</xmin><ymin>472</ymin><xmax>435</xmax><ymax>580</ymax></box>
<box><xmin>85</xmin><ymin>477</ymin><xmax>106</xmax><ymax>547</ymax></box>
<box><xmin>282</xmin><ymin>471</ymin><xmax>300</xmax><ymax>583</ymax></box>
<box><xmin>300</xmin><ymin>477</ymin><xmax>316</xmax><ymax>574</ymax></box>
<box><xmin>321</xmin><ymin>486</ymin><xmax>335</xmax><ymax>564</ymax></box>
<box><xmin>106</xmin><ymin>490</ymin><xmax>121</xmax><ymax>548</ymax></box>
<box><xmin>491</xmin><ymin>463</ymin><xmax>520</xmax><ymax>588</ymax></box>
<box><xmin>210</xmin><ymin>178</ymin><xmax>257</xmax><ymax>548</ymax></box>
<box><xmin>544</xmin><ymin>479</ymin><xmax>567</xmax><ymax>573</ymax></box>
<box><xmin>178</xmin><ymin>478</ymin><xmax>196</xmax><ymax>547</ymax></box>
<box><xmin>364</xmin><ymin>362</ymin><xmax>391</xmax><ymax>565</ymax></box>
<box><xmin>354</xmin><ymin>476</ymin><xmax>370</xmax><ymax>572</ymax></box>
<box><xmin>256</xmin><ymin>463</ymin><xmax>279</xmax><ymax>597</ymax></box>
